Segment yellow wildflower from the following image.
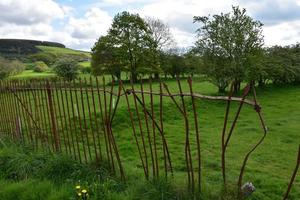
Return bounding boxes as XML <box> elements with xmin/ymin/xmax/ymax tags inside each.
<box><xmin>76</xmin><ymin>185</ymin><xmax>81</xmax><ymax>190</ymax></box>
<box><xmin>82</xmin><ymin>189</ymin><xmax>87</xmax><ymax>194</ymax></box>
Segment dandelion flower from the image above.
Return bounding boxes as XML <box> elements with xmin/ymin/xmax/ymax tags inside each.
<box><xmin>82</xmin><ymin>189</ymin><xmax>87</xmax><ymax>194</ymax></box>
<box><xmin>76</xmin><ymin>185</ymin><xmax>81</xmax><ymax>190</ymax></box>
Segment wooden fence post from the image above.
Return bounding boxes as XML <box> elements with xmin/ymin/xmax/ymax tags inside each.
<box><xmin>46</xmin><ymin>81</ymin><xmax>60</xmax><ymax>152</ymax></box>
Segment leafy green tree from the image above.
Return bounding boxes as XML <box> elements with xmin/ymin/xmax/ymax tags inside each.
<box><xmin>265</xmin><ymin>45</ymin><xmax>300</xmax><ymax>84</ymax></box>
<box><xmin>183</xmin><ymin>50</ymin><xmax>203</xmax><ymax>77</ymax></box>
<box><xmin>161</xmin><ymin>49</ymin><xmax>186</xmax><ymax>78</ymax></box>
<box><xmin>194</xmin><ymin>6</ymin><xmax>264</xmax><ymax>93</ymax></box>
<box><xmin>108</xmin><ymin>11</ymin><xmax>157</xmax><ymax>82</ymax></box>
<box><xmin>244</xmin><ymin>48</ymin><xmax>269</xmax><ymax>87</ymax></box>
<box><xmin>91</xmin><ymin>35</ymin><xmax>122</xmax><ymax>80</ymax></box>
<box><xmin>0</xmin><ymin>57</ymin><xmax>11</xmax><ymax>80</ymax></box>
<box><xmin>0</xmin><ymin>57</ymin><xmax>25</xmax><ymax>80</ymax></box>
<box><xmin>53</xmin><ymin>58</ymin><xmax>79</xmax><ymax>81</ymax></box>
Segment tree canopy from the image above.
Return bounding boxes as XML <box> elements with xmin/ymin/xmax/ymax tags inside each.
<box><xmin>194</xmin><ymin>6</ymin><xmax>264</xmax><ymax>92</ymax></box>
<box><xmin>92</xmin><ymin>11</ymin><xmax>160</xmax><ymax>82</ymax></box>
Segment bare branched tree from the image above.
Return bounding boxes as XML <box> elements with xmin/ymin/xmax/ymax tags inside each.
<box><xmin>145</xmin><ymin>17</ymin><xmax>175</xmax><ymax>50</ymax></box>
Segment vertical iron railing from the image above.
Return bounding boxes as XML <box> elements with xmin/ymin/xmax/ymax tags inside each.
<box><xmin>3</xmin><ymin>77</ymin><xmax>298</xmax><ymax>199</ymax></box>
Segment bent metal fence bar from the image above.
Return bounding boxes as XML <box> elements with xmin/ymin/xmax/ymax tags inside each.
<box><xmin>0</xmin><ymin>77</ymin><xmax>296</xmax><ymax>198</ymax></box>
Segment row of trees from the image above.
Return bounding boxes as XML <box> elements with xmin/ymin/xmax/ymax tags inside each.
<box><xmin>91</xmin><ymin>7</ymin><xmax>300</xmax><ymax>93</ymax></box>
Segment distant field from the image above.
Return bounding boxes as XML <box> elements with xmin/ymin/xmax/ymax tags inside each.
<box><xmin>79</xmin><ymin>61</ymin><xmax>91</xmax><ymax>68</ymax></box>
<box><xmin>10</xmin><ymin>70</ymin><xmax>55</xmax><ymax>79</ymax></box>
<box><xmin>36</xmin><ymin>46</ymin><xmax>91</xmax><ymax>57</ymax></box>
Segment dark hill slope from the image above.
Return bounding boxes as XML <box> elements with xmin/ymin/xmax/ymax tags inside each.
<box><xmin>0</xmin><ymin>39</ymin><xmax>65</xmax><ymax>56</ymax></box>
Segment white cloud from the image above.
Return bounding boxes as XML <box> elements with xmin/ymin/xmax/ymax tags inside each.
<box><xmin>0</xmin><ymin>0</ymin><xmax>112</xmax><ymax>51</ymax></box>
<box><xmin>263</xmin><ymin>20</ymin><xmax>300</xmax><ymax>46</ymax></box>
<box><xmin>0</xmin><ymin>0</ymin><xmax>66</xmax><ymax>25</ymax></box>
<box><xmin>67</xmin><ymin>8</ymin><xmax>112</xmax><ymax>39</ymax></box>
<box><xmin>132</xmin><ymin>0</ymin><xmax>237</xmax><ymax>49</ymax></box>
<box><xmin>101</xmin><ymin>0</ymin><xmax>156</xmax><ymax>6</ymax></box>
<box><xmin>169</xmin><ymin>27</ymin><xmax>195</xmax><ymax>48</ymax></box>
<box><xmin>0</xmin><ymin>0</ymin><xmax>299</xmax><ymax>50</ymax></box>
<box><xmin>63</xmin><ymin>7</ymin><xmax>112</xmax><ymax>50</ymax></box>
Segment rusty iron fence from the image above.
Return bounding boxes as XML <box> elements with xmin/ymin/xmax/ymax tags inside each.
<box><xmin>0</xmin><ymin>77</ymin><xmax>298</xmax><ymax>198</ymax></box>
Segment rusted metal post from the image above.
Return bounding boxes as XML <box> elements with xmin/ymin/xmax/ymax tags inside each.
<box><xmin>221</xmin><ymin>84</ymin><xmax>234</xmax><ymax>188</ymax></box>
<box><xmin>90</xmin><ymin>77</ymin><xmax>103</xmax><ymax>162</ymax></box>
<box><xmin>237</xmin><ymin>85</ymin><xmax>268</xmax><ymax>198</ymax></box>
<box><xmin>131</xmin><ymin>78</ymin><xmax>149</xmax><ymax>179</ymax></box>
<box><xmin>46</xmin><ymin>81</ymin><xmax>60</xmax><ymax>152</ymax></box>
<box><xmin>283</xmin><ymin>145</ymin><xmax>300</xmax><ymax>200</ymax></box>
<box><xmin>96</xmin><ymin>77</ymin><xmax>111</xmax><ymax>165</ymax></box>
<box><xmin>188</xmin><ymin>78</ymin><xmax>202</xmax><ymax>192</ymax></box>
<box><xmin>141</xmin><ymin>79</ymin><xmax>155</xmax><ymax>178</ymax></box>
<box><xmin>149</xmin><ymin>78</ymin><xmax>159</xmax><ymax>178</ymax></box>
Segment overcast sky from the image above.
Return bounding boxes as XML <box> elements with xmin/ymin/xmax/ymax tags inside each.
<box><xmin>0</xmin><ymin>0</ymin><xmax>300</xmax><ymax>51</ymax></box>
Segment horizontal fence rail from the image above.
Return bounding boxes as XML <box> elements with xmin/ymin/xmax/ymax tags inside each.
<box><xmin>0</xmin><ymin>77</ymin><xmax>296</xmax><ymax>198</ymax></box>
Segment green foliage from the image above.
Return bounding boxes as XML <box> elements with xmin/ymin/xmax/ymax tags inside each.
<box><xmin>53</xmin><ymin>58</ymin><xmax>79</xmax><ymax>81</ymax></box>
<box><xmin>194</xmin><ymin>6</ymin><xmax>264</xmax><ymax>92</ymax></box>
<box><xmin>183</xmin><ymin>50</ymin><xmax>203</xmax><ymax>76</ymax></box>
<box><xmin>24</xmin><ymin>63</ymin><xmax>35</xmax><ymax>70</ymax></box>
<box><xmin>264</xmin><ymin>44</ymin><xmax>300</xmax><ymax>85</ymax></box>
<box><xmin>91</xmin><ymin>35</ymin><xmax>122</xmax><ymax>79</ymax></box>
<box><xmin>92</xmin><ymin>11</ymin><xmax>159</xmax><ymax>81</ymax></box>
<box><xmin>0</xmin><ymin>180</ymin><xmax>72</xmax><ymax>200</ymax></box>
<box><xmin>30</xmin><ymin>52</ymin><xmax>57</xmax><ymax>66</ymax></box>
<box><xmin>80</xmin><ymin>66</ymin><xmax>91</xmax><ymax>74</ymax></box>
<box><xmin>0</xmin><ymin>57</ymin><xmax>25</xmax><ymax>79</ymax></box>
<box><xmin>162</xmin><ymin>53</ymin><xmax>185</xmax><ymax>78</ymax></box>
<box><xmin>33</xmin><ymin>61</ymin><xmax>49</xmax><ymax>72</ymax></box>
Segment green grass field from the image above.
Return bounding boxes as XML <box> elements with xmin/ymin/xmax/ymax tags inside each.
<box><xmin>36</xmin><ymin>46</ymin><xmax>91</xmax><ymax>57</ymax></box>
<box><xmin>79</xmin><ymin>61</ymin><xmax>91</xmax><ymax>68</ymax></box>
<box><xmin>0</xmin><ymin>78</ymin><xmax>299</xmax><ymax>200</ymax></box>
<box><xmin>11</xmin><ymin>70</ymin><xmax>55</xmax><ymax>79</ymax></box>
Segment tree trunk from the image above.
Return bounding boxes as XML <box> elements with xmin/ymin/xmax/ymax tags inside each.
<box><xmin>258</xmin><ymin>79</ymin><xmax>264</xmax><ymax>87</ymax></box>
<box><xmin>131</xmin><ymin>72</ymin><xmax>138</xmax><ymax>83</ymax></box>
<box><xmin>114</xmin><ymin>72</ymin><xmax>121</xmax><ymax>81</ymax></box>
<box><xmin>233</xmin><ymin>79</ymin><xmax>241</xmax><ymax>94</ymax></box>
<box><xmin>154</xmin><ymin>73</ymin><xmax>160</xmax><ymax>80</ymax></box>
<box><xmin>218</xmin><ymin>86</ymin><xmax>226</xmax><ymax>93</ymax></box>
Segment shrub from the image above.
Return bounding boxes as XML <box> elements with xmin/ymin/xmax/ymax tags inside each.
<box><xmin>30</xmin><ymin>53</ymin><xmax>57</xmax><ymax>66</ymax></box>
<box><xmin>79</xmin><ymin>66</ymin><xmax>91</xmax><ymax>74</ymax></box>
<box><xmin>24</xmin><ymin>63</ymin><xmax>35</xmax><ymax>70</ymax></box>
<box><xmin>0</xmin><ymin>57</ymin><xmax>25</xmax><ymax>79</ymax></box>
<box><xmin>0</xmin><ymin>57</ymin><xmax>11</xmax><ymax>80</ymax></box>
<box><xmin>53</xmin><ymin>58</ymin><xmax>79</xmax><ymax>81</ymax></box>
<box><xmin>33</xmin><ymin>61</ymin><xmax>48</xmax><ymax>72</ymax></box>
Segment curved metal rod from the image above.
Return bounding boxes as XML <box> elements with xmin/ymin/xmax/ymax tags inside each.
<box><xmin>283</xmin><ymin>145</ymin><xmax>300</xmax><ymax>200</ymax></box>
<box><xmin>12</xmin><ymin>87</ymin><xmax>258</xmax><ymax>107</ymax></box>
<box><xmin>221</xmin><ymin>83</ymin><xmax>234</xmax><ymax>188</ymax></box>
<box><xmin>8</xmin><ymin>87</ymin><xmax>45</xmax><ymax>140</ymax></box>
<box><xmin>237</xmin><ymin>85</ymin><xmax>268</xmax><ymax>198</ymax></box>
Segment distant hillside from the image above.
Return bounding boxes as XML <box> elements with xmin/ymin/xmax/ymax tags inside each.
<box><xmin>36</xmin><ymin>46</ymin><xmax>90</xmax><ymax>58</ymax></box>
<box><xmin>0</xmin><ymin>39</ymin><xmax>65</xmax><ymax>57</ymax></box>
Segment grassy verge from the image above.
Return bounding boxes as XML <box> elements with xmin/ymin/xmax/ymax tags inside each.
<box><xmin>0</xmin><ymin>138</ymin><xmax>200</xmax><ymax>200</ymax></box>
